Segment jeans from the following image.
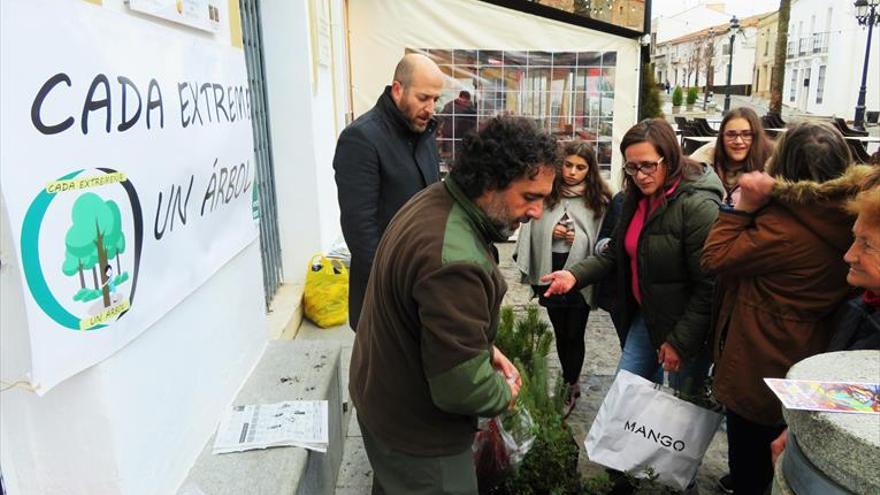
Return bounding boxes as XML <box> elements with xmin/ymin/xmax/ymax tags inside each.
<box><xmin>616</xmin><ymin>312</ymin><xmax>710</xmax><ymax>396</ymax></box>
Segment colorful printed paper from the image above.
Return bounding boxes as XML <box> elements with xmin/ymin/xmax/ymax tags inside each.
<box><xmin>764</xmin><ymin>378</ymin><xmax>880</xmax><ymax>414</ymax></box>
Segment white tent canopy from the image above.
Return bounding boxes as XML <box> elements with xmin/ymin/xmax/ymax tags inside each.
<box><xmin>348</xmin><ymin>0</ymin><xmax>643</xmax><ymax>183</ymax></box>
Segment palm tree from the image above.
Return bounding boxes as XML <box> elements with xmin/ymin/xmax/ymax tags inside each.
<box><xmin>769</xmin><ymin>0</ymin><xmax>792</xmax><ymax>115</ymax></box>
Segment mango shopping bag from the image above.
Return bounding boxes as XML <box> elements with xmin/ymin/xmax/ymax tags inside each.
<box><xmin>584</xmin><ymin>370</ymin><xmax>723</xmax><ymax>491</ymax></box>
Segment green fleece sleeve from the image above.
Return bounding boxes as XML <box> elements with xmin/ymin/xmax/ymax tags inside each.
<box><xmin>428</xmin><ymin>351</ymin><xmax>511</xmax><ymax>417</ymax></box>
<box><xmin>413</xmin><ymin>261</ymin><xmax>511</xmax><ymax>418</ymax></box>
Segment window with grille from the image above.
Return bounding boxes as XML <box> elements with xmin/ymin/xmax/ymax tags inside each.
<box><xmin>415</xmin><ymin>49</ymin><xmax>618</xmax><ymax>172</ymax></box>
<box><xmin>789</xmin><ymin>69</ymin><xmax>797</xmax><ymax>102</ymax></box>
<box><xmin>239</xmin><ymin>0</ymin><xmax>283</xmax><ymax>307</ymax></box>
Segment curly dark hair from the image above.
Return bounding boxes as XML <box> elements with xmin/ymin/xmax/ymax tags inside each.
<box><xmin>448</xmin><ymin>116</ymin><xmax>559</xmax><ymax>199</ymax></box>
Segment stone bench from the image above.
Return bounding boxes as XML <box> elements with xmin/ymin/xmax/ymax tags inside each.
<box><xmin>178</xmin><ymin>340</ymin><xmax>345</xmax><ymax>495</ymax></box>
<box><xmin>772</xmin><ymin>350</ymin><xmax>880</xmax><ymax>495</ymax></box>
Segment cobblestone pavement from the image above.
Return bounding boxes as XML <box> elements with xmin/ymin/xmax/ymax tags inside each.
<box><xmin>336</xmin><ymin>241</ymin><xmax>728</xmax><ymax>494</ymax></box>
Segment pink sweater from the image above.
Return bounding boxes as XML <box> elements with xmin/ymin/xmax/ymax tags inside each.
<box><xmin>623</xmin><ymin>178</ymin><xmax>681</xmax><ymax>304</ymax></box>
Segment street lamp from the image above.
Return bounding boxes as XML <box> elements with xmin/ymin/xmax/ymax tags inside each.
<box><xmin>703</xmin><ymin>27</ymin><xmax>716</xmax><ymax>110</ymax></box>
<box><xmin>853</xmin><ymin>0</ymin><xmax>879</xmax><ymax>130</ymax></box>
<box><xmin>724</xmin><ymin>15</ymin><xmax>740</xmax><ymax>113</ymax></box>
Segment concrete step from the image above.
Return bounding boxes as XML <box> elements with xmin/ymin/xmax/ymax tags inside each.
<box><xmin>178</xmin><ymin>340</ymin><xmax>345</xmax><ymax>495</ymax></box>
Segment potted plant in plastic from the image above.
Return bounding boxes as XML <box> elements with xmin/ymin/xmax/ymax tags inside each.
<box><xmin>484</xmin><ymin>305</ymin><xmax>581</xmax><ymax>495</ymax></box>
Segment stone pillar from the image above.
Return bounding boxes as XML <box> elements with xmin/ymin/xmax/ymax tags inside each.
<box><xmin>772</xmin><ymin>350</ymin><xmax>880</xmax><ymax>495</ymax></box>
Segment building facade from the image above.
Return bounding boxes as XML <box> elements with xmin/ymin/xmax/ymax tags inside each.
<box><xmin>653</xmin><ymin>12</ymin><xmax>770</xmax><ymax>96</ymax></box>
<box><xmin>783</xmin><ymin>0</ymin><xmax>879</xmax><ymax>118</ymax></box>
<box><xmin>752</xmin><ymin>11</ymin><xmax>779</xmax><ymax>99</ymax></box>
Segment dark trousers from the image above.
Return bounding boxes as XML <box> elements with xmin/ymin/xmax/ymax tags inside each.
<box><xmin>726</xmin><ymin>409</ymin><xmax>786</xmax><ymax>495</ymax></box>
<box><xmin>537</xmin><ymin>252</ymin><xmax>590</xmax><ymax>385</ymax></box>
<box><xmin>547</xmin><ymin>306</ymin><xmax>590</xmax><ymax>384</ymax></box>
<box><xmin>359</xmin><ymin>417</ymin><xmax>477</xmax><ymax>495</ymax></box>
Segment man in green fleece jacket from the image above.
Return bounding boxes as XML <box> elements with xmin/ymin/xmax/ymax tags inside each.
<box><xmin>349</xmin><ymin>116</ymin><xmax>559</xmax><ymax>494</ymax></box>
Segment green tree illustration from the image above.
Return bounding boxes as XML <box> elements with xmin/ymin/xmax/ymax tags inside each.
<box><xmin>62</xmin><ymin>193</ymin><xmax>126</xmax><ymax>307</ymax></box>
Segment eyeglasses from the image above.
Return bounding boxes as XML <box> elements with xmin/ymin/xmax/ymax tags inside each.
<box><xmin>723</xmin><ymin>130</ymin><xmax>754</xmax><ymax>142</ymax></box>
<box><xmin>623</xmin><ymin>157</ymin><xmax>664</xmax><ymax>176</ymax></box>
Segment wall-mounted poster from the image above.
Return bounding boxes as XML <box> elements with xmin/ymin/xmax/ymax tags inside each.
<box><xmin>0</xmin><ymin>0</ymin><xmax>257</xmax><ymax>394</ymax></box>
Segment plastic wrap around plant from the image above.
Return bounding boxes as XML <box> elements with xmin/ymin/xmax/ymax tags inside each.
<box><xmin>473</xmin><ymin>407</ymin><xmax>536</xmax><ymax>493</ymax></box>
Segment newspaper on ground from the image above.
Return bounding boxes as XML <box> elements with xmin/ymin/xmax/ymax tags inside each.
<box><xmin>764</xmin><ymin>378</ymin><xmax>879</xmax><ymax>414</ymax></box>
<box><xmin>212</xmin><ymin>400</ymin><xmax>329</xmax><ymax>454</ymax></box>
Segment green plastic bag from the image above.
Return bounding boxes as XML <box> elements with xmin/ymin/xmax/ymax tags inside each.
<box><xmin>303</xmin><ymin>254</ymin><xmax>349</xmax><ymax>328</ymax></box>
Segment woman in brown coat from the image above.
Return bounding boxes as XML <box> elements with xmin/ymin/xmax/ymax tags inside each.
<box><xmin>700</xmin><ymin>122</ymin><xmax>863</xmax><ymax>495</ymax></box>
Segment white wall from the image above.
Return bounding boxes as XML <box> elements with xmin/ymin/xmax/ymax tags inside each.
<box><xmin>653</xmin><ymin>5</ymin><xmax>731</xmax><ymax>44</ymax></box>
<box><xmin>259</xmin><ymin>0</ymin><xmax>345</xmax><ymax>287</ymax></box>
<box><xmin>711</xmin><ymin>27</ymin><xmax>758</xmax><ymax>87</ymax></box>
<box><xmin>0</xmin><ymin>2</ymin><xmax>267</xmax><ymax>494</ymax></box>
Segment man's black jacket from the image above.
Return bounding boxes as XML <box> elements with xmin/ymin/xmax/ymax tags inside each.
<box><xmin>333</xmin><ymin>86</ymin><xmax>440</xmax><ymax>330</ymax></box>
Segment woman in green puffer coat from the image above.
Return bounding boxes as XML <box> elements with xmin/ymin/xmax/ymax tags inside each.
<box><xmin>542</xmin><ymin>118</ymin><xmax>723</xmax><ymax>394</ymax></box>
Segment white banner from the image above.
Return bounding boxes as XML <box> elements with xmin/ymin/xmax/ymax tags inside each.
<box><xmin>0</xmin><ymin>0</ymin><xmax>258</xmax><ymax>394</ymax></box>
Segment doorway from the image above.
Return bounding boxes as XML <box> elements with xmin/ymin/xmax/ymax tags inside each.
<box><xmin>798</xmin><ymin>67</ymin><xmax>811</xmax><ymax>112</ymax></box>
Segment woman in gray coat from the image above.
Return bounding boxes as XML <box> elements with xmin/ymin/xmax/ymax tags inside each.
<box><xmin>516</xmin><ymin>140</ymin><xmax>612</xmax><ymax>407</ymax></box>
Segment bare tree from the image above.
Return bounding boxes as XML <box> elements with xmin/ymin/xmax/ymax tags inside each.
<box><xmin>704</xmin><ymin>35</ymin><xmax>716</xmax><ymax>92</ymax></box>
<box><xmin>693</xmin><ymin>40</ymin><xmax>705</xmax><ymax>88</ymax></box>
<box><xmin>685</xmin><ymin>46</ymin><xmax>698</xmax><ymax>87</ymax></box>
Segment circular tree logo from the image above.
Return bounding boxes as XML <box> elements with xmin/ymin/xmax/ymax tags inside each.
<box><xmin>20</xmin><ymin>168</ymin><xmax>143</xmax><ymax>331</ymax></box>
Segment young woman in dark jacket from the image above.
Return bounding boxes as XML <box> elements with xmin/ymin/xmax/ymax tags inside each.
<box><xmin>542</xmin><ymin>118</ymin><xmax>723</xmax><ymax>393</ymax></box>
<box><xmin>701</xmin><ymin>122</ymin><xmax>863</xmax><ymax>495</ymax></box>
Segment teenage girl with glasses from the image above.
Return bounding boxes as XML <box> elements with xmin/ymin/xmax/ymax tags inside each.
<box><xmin>691</xmin><ymin>107</ymin><xmax>774</xmax><ymax>207</ymax></box>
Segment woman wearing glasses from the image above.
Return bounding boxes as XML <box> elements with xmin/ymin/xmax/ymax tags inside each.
<box><xmin>542</xmin><ymin>119</ymin><xmax>723</xmax><ymax>394</ymax></box>
<box><xmin>700</xmin><ymin>122</ymin><xmax>861</xmax><ymax>495</ymax></box>
<box><xmin>515</xmin><ymin>140</ymin><xmax>613</xmax><ymax>410</ymax></box>
<box><xmin>690</xmin><ymin>107</ymin><xmax>773</xmax><ymax>207</ymax></box>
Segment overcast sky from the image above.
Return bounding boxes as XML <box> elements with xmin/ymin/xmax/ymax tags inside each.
<box><xmin>651</xmin><ymin>0</ymin><xmax>782</xmax><ymax>19</ymax></box>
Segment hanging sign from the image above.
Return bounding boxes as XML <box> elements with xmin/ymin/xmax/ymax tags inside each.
<box><xmin>0</xmin><ymin>0</ymin><xmax>258</xmax><ymax>394</ymax></box>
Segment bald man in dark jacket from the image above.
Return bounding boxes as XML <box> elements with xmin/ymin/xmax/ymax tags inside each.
<box><xmin>333</xmin><ymin>54</ymin><xmax>444</xmax><ymax>330</ymax></box>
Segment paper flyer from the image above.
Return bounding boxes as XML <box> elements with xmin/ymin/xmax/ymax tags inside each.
<box><xmin>213</xmin><ymin>400</ymin><xmax>329</xmax><ymax>454</ymax></box>
<box><xmin>764</xmin><ymin>378</ymin><xmax>879</xmax><ymax>414</ymax></box>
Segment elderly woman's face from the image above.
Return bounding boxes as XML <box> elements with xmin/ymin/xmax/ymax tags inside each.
<box><xmin>844</xmin><ymin>215</ymin><xmax>880</xmax><ymax>292</ymax></box>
